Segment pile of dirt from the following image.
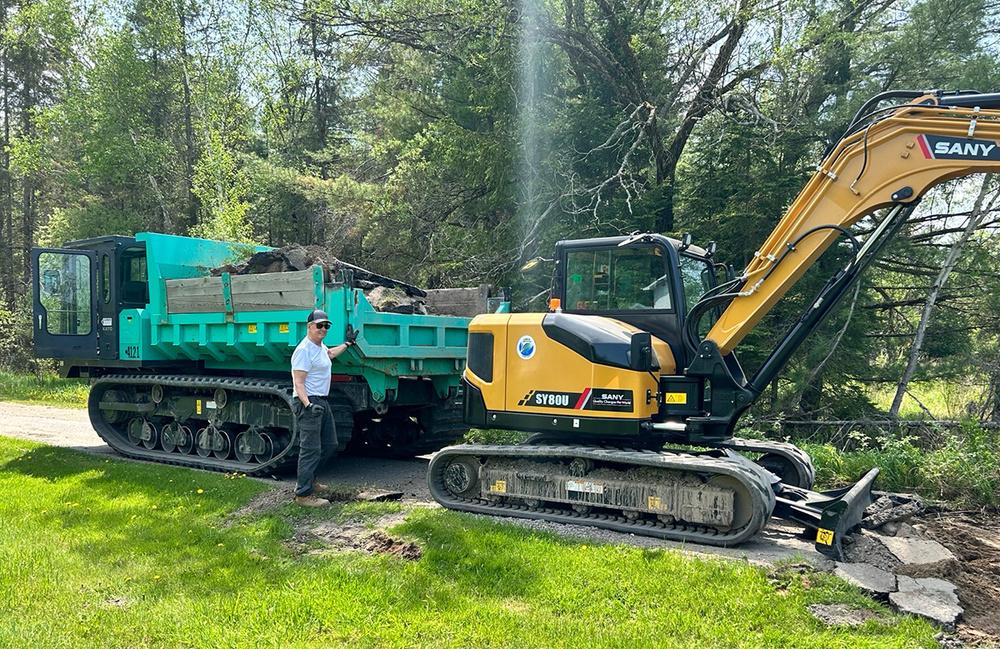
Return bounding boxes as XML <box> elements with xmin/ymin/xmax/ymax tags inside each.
<box><xmin>211</xmin><ymin>244</ymin><xmax>428</xmax><ymax>313</ymax></box>
<box><xmin>921</xmin><ymin>512</ymin><xmax>1000</xmax><ymax>643</ymax></box>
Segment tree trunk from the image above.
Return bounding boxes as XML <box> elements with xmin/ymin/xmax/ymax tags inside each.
<box><xmin>0</xmin><ymin>0</ymin><xmax>13</xmax><ymax>309</ymax></box>
<box><xmin>177</xmin><ymin>0</ymin><xmax>197</xmax><ymax>231</ymax></box>
<box><xmin>309</xmin><ymin>8</ymin><xmax>328</xmax><ymax>179</ymax></box>
<box><xmin>19</xmin><ymin>49</ymin><xmax>35</xmax><ymax>292</ymax></box>
<box><xmin>889</xmin><ymin>177</ymin><xmax>998</xmax><ymax>416</ymax></box>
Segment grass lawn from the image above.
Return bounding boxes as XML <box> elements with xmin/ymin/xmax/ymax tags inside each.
<box><xmin>0</xmin><ymin>435</ymin><xmax>937</xmax><ymax>648</ymax></box>
<box><xmin>0</xmin><ymin>371</ymin><xmax>89</xmax><ymax>408</ymax></box>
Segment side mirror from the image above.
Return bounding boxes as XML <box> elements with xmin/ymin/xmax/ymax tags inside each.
<box><xmin>629</xmin><ymin>332</ymin><xmax>658</xmax><ymax>372</ymax></box>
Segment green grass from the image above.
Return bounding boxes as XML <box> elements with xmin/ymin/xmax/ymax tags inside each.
<box><xmin>0</xmin><ymin>435</ymin><xmax>936</xmax><ymax>648</ymax></box>
<box><xmin>0</xmin><ymin>370</ymin><xmax>89</xmax><ymax>408</ymax></box>
<box><xmin>867</xmin><ymin>380</ymin><xmax>985</xmax><ymax>420</ymax></box>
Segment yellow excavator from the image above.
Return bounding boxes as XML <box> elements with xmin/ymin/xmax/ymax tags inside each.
<box><xmin>428</xmin><ymin>90</ymin><xmax>1000</xmax><ymax>558</ymax></box>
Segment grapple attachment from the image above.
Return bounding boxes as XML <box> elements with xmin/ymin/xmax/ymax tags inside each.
<box><xmin>773</xmin><ymin>467</ymin><xmax>880</xmax><ymax>560</ymax></box>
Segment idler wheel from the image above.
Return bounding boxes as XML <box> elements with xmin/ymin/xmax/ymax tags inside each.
<box><xmin>442</xmin><ymin>456</ymin><xmax>480</xmax><ymax>497</ymax></box>
<box><xmin>756</xmin><ymin>453</ymin><xmax>804</xmax><ymax>487</ymax></box>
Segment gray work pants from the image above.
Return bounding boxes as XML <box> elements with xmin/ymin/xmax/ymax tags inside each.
<box><xmin>295</xmin><ymin>395</ymin><xmax>337</xmax><ymax>497</ymax></box>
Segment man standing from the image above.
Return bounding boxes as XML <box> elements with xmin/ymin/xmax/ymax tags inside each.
<box><xmin>291</xmin><ymin>309</ymin><xmax>354</xmax><ymax>507</ymax></box>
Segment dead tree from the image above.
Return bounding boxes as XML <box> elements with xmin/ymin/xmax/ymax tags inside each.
<box><xmin>889</xmin><ymin>176</ymin><xmax>999</xmax><ymax>416</ymax></box>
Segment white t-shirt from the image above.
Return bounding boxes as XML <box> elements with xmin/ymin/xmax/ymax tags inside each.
<box><xmin>291</xmin><ymin>337</ymin><xmax>332</xmax><ymax>397</ymax></box>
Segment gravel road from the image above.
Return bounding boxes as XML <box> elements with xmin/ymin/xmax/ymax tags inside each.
<box><xmin>0</xmin><ymin>400</ymin><xmax>826</xmax><ymax>566</ymax></box>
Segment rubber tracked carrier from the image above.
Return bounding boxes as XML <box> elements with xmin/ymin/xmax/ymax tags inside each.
<box><xmin>430</xmin><ymin>90</ymin><xmax>1000</xmax><ymax>558</ymax></box>
<box><xmin>31</xmin><ymin>232</ymin><xmax>476</xmax><ymax>473</ymax></box>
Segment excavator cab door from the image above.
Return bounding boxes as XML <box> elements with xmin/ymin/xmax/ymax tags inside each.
<box><xmin>31</xmin><ymin>247</ymin><xmax>100</xmax><ymax>360</ymax></box>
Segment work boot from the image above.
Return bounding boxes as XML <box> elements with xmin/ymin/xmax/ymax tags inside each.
<box><xmin>293</xmin><ymin>494</ymin><xmax>330</xmax><ymax>508</ymax></box>
<box><xmin>314</xmin><ymin>482</ymin><xmax>331</xmax><ymax>493</ymax></box>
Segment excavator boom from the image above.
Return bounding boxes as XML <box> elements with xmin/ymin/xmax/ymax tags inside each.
<box><xmin>707</xmin><ymin>91</ymin><xmax>1000</xmax><ymax>355</ymax></box>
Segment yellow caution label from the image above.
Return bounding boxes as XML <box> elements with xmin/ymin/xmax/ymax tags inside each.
<box><xmin>247</xmin><ymin>324</ymin><xmax>258</xmax><ymax>334</ymax></box>
<box><xmin>491</xmin><ymin>480</ymin><xmax>507</xmax><ymax>493</ymax></box>
<box><xmin>816</xmin><ymin>528</ymin><xmax>835</xmax><ymax>545</ymax></box>
<box><xmin>647</xmin><ymin>495</ymin><xmax>662</xmax><ymax>510</ymax></box>
<box><xmin>279</xmin><ymin>323</ymin><xmax>289</xmax><ymax>333</ymax></box>
<box><xmin>664</xmin><ymin>392</ymin><xmax>688</xmax><ymax>405</ymax></box>
<box><xmin>195</xmin><ymin>400</ymin><xmax>202</xmax><ymax>415</ymax></box>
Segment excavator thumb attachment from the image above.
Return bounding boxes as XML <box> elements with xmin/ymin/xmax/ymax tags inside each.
<box><xmin>773</xmin><ymin>468</ymin><xmax>880</xmax><ymax>560</ymax></box>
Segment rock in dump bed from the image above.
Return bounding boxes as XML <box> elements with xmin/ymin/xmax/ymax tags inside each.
<box><xmin>212</xmin><ymin>244</ymin><xmax>429</xmax><ymax>314</ymax></box>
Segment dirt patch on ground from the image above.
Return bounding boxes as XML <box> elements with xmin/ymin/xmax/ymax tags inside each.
<box><xmin>920</xmin><ymin>512</ymin><xmax>1000</xmax><ymax>644</ymax></box>
<box><xmin>225</xmin><ymin>482</ymin><xmax>295</xmax><ymax>522</ymax></box>
<box><xmin>289</xmin><ymin>511</ymin><xmax>422</xmax><ymax>560</ymax></box>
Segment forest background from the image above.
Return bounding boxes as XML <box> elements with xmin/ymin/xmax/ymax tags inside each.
<box><xmin>1</xmin><ymin>0</ymin><xmax>1000</xmax><ymax>427</ymax></box>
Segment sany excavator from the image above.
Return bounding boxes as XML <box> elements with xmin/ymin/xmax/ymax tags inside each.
<box><xmin>428</xmin><ymin>90</ymin><xmax>1000</xmax><ymax>558</ymax></box>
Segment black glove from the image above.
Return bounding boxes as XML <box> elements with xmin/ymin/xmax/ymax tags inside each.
<box><xmin>298</xmin><ymin>401</ymin><xmax>323</xmax><ymax>417</ymax></box>
<box><xmin>344</xmin><ymin>325</ymin><xmax>358</xmax><ymax>346</ymax></box>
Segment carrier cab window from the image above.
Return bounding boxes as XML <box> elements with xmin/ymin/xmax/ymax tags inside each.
<box><xmin>565</xmin><ymin>245</ymin><xmax>673</xmax><ymax>312</ymax></box>
<box><xmin>38</xmin><ymin>251</ymin><xmax>93</xmax><ymax>335</ymax></box>
<box><xmin>120</xmin><ymin>251</ymin><xmax>148</xmax><ymax>305</ymax></box>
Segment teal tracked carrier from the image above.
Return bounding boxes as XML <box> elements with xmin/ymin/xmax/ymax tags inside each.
<box><xmin>31</xmin><ymin>232</ymin><xmax>472</xmax><ymax>472</ymax></box>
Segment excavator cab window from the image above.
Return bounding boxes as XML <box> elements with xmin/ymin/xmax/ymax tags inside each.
<box><xmin>564</xmin><ymin>245</ymin><xmax>673</xmax><ymax>312</ymax></box>
<box><xmin>679</xmin><ymin>254</ymin><xmax>716</xmax><ymax>309</ymax></box>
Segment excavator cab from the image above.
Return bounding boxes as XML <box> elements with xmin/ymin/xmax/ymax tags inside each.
<box><xmin>551</xmin><ymin>234</ymin><xmax>718</xmax><ymax>368</ymax></box>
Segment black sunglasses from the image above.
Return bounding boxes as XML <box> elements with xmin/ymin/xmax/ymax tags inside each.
<box><xmin>313</xmin><ymin>322</ymin><xmax>331</xmax><ymax>330</ymax></box>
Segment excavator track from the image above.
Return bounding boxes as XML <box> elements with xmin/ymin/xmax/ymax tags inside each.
<box><xmin>428</xmin><ymin>444</ymin><xmax>777</xmax><ymax>547</ymax></box>
<box><xmin>709</xmin><ymin>437</ymin><xmax>816</xmax><ymax>489</ymax></box>
<box><xmin>89</xmin><ymin>374</ymin><xmax>350</xmax><ymax>475</ymax></box>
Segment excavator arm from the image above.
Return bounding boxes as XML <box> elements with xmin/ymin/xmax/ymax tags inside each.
<box><xmin>682</xmin><ymin>91</ymin><xmax>1000</xmax><ymax>440</ymax></box>
<box><xmin>707</xmin><ymin>91</ymin><xmax>1000</xmax><ymax>354</ymax></box>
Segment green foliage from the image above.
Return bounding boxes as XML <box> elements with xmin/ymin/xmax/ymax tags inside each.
<box><xmin>0</xmin><ymin>297</ymin><xmax>55</xmax><ymax>375</ymax></box>
<box><xmin>803</xmin><ymin>422</ymin><xmax>1000</xmax><ymax>509</ymax></box>
<box><xmin>0</xmin><ymin>435</ymin><xmax>937</xmax><ymax>647</ymax></box>
<box><xmin>190</xmin><ymin>131</ymin><xmax>254</xmax><ymax>243</ymax></box>
<box><xmin>0</xmin><ymin>371</ymin><xmax>88</xmax><ymax>408</ymax></box>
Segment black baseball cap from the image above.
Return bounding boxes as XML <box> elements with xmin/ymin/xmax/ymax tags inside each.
<box><xmin>306</xmin><ymin>309</ymin><xmax>332</xmax><ymax>324</ymax></box>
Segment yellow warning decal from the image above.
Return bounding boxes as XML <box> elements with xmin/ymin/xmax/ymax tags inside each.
<box><xmin>491</xmin><ymin>480</ymin><xmax>507</xmax><ymax>493</ymax></box>
<box><xmin>247</xmin><ymin>324</ymin><xmax>258</xmax><ymax>334</ymax></box>
<box><xmin>816</xmin><ymin>528</ymin><xmax>834</xmax><ymax>545</ymax></box>
<box><xmin>664</xmin><ymin>392</ymin><xmax>688</xmax><ymax>405</ymax></box>
<box><xmin>647</xmin><ymin>495</ymin><xmax>662</xmax><ymax>510</ymax></box>
<box><xmin>195</xmin><ymin>400</ymin><xmax>202</xmax><ymax>415</ymax></box>
<box><xmin>279</xmin><ymin>323</ymin><xmax>289</xmax><ymax>333</ymax></box>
